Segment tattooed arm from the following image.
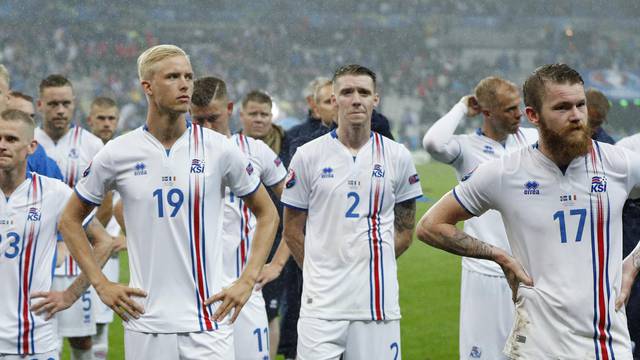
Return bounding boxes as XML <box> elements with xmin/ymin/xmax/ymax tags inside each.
<box><xmin>616</xmin><ymin>241</ymin><xmax>640</xmax><ymax>310</ymax></box>
<box><xmin>394</xmin><ymin>199</ymin><xmax>416</xmax><ymax>258</ymax></box>
<box><xmin>416</xmin><ymin>191</ymin><xmax>532</xmax><ymax>299</ymax></box>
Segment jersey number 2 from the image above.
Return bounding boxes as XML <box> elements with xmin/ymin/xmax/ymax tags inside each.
<box><xmin>345</xmin><ymin>192</ymin><xmax>360</xmax><ymax>218</ymax></box>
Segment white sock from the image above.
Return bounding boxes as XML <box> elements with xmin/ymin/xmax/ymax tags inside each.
<box><xmin>71</xmin><ymin>346</ymin><xmax>94</xmax><ymax>360</ymax></box>
<box><xmin>92</xmin><ymin>323</ymin><xmax>109</xmax><ymax>359</ymax></box>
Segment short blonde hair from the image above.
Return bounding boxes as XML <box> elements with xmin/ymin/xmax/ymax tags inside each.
<box><xmin>0</xmin><ymin>64</ymin><xmax>10</xmax><ymax>86</ymax></box>
<box><xmin>313</xmin><ymin>79</ymin><xmax>332</xmax><ymax>103</ymax></box>
<box><xmin>474</xmin><ymin>76</ymin><xmax>518</xmax><ymax>110</ymax></box>
<box><xmin>137</xmin><ymin>45</ymin><xmax>189</xmax><ymax>81</ymax></box>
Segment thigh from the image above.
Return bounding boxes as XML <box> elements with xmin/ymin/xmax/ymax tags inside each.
<box><xmin>0</xmin><ymin>350</ymin><xmax>58</xmax><ymax>360</ymax></box>
<box><xmin>52</xmin><ymin>276</ymin><xmax>96</xmax><ymax>337</ymax></box>
<box><xmin>124</xmin><ymin>330</ymin><xmax>178</xmax><ymax>360</ymax></box>
<box><xmin>177</xmin><ymin>326</ymin><xmax>234</xmax><ymax>360</ymax></box>
<box><xmin>297</xmin><ymin>318</ymin><xmax>347</xmax><ymax>360</ymax></box>
<box><xmin>459</xmin><ymin>269</ymin><xmax>513</xmax><ymax>360</ymax></box>
<box><xmin>344</xmin><ymin>320</ymin><xmax>401</xmax><ymax>360</ymax></box>
<box><xmin>233</xmin><ymin>291</ymin><xmax>269</xmax><ymax>360</ymax></box>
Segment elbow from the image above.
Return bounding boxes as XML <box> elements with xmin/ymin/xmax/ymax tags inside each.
<box><xmin>415</xmin><ymin>216</ymin><xmax>437</xmax><ymax>247</ymax></box>
<box><xmin>422</xmin><ymin>133</ymin><xmax>440</xmax><ymax>155</ymax></box>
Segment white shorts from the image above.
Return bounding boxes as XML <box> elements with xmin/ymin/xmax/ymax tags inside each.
<box><xmin>459</xmin><ymin>268</ymin><xmax>513</xmax><ymax>359</ymax></box>
<box><xmin>297</xmin><ymin>318</ymin><xmax>401</xmax><ymax>360</ymax></box>
<box><xmin>0</xmin><ymin>350</ymin><xmax>58</xmax><ymax>359</ymax></box>
<box><xmin>124</xmin><ymin>325</ymin><xmax>234</xmax><ymax>360</ymax></box>
<box><xmin>233</xmin><ymin>290</ymin><xmax>269</xmax><ymax>360</ymax></box>
<box><xmin>51</xmin><ymin>276</ymin><xmax>96</xmax><ymax>337</ymax></box>
<box><xmin>94</xmin><ymin>256</ymin><xmax>120</xmax><ymax>324</ymax></box>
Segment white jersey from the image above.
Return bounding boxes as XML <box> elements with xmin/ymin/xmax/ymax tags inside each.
<box><xmin>617</xmin><ymin>133</ymin><xmax>640</xmax><ymax>153</ymax></box>
<box><xmin>35</xmin><ymin>126</ymin><xmax>103</xmax><ymax>276</ymax></box>
<box><xmin>423</xmin><ymin>102</ymin><xmax>538</xmax><ymax>276</ymax></box>
<box><xmin>282</xmin><ymin>130</ymin><xmax>423</xmax><ymax>321</ymax></box>
<box><xmin>75</xmin><ymin>122</ymin><xmax>260</xmax><ymax>333</ymax></box>
<box><xmin>221</xmin><ymin>133</ymin><xmax>286</xmax><ymax>285</ymax></box>
<box><xmin>0</xmin><ymin>174</ymin><xmax>71</xmax><ymax>355</ymax></box>
<box><xmin>454</xmin><ymin>141</ymin><xmax>640</xmax><ymax>359</ymax></box>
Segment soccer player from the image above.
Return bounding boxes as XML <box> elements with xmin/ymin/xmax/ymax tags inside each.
<box><xmin>85</xmin><ymin>96</ymin><xmax>126</xmax><ymax>359</ymax></box>
<box><xmin>281</xmin><ymin>64</ymin><xmax>422</xmax><ymax>359</ymax></box>
<box><xmin>586</xmin><ymin>88</ymin><xmax>615</xmax><ymax>144</ymax></box>
<box><xmin>239</xmin><ymin>89</ymin><xmax>290</xmax><ymax>358</ymax></box>
<box><xmin>422</xmin><ymin>76</ymin><xmax>537</xmax><ymax>359</ymax></box>
<box><xmin>0</xmin><ymin>109</ymin><xmax>113</xmax><ymax>360</ymax></box>
<box><xmin>7</xmin><ymin>91</ymin><xmax>63</xmax><ymax>181</ymax></box>
<box><xmin>617</xmin><ymin>132</ymin><xmax>640</xmax><ymax>357</ymax></box>
<box><xmin>58</xmin><ymin>44</ymin><xmax>279</xmax><ymax>359</ymax></box>
<box><xmin>192</xmin><ymin>76</ymin><xmax>287</xmax><ymax>360</ymax></box>
<box><xmin>35</xmin><ymin>74</ymin><xmax>104</xmax><ymax>359</ymax></box>
<box><xmin>417</xmin><ymin>63</ymin><xmax>640</xmax><ymax>359</ymax></box>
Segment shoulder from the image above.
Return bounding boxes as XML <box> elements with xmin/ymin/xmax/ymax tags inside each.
<box><xmin>617</xmin><ymin>133</ymin><xmax>640</xmax><ymax>152</ymax></box>
<box><xmin>78</xmin><ymin>127</ymin><xmax>104</xmax><ymax>148</ymax></box>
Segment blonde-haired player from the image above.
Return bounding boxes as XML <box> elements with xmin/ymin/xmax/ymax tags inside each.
<box><xmin>60</xmin><ymin>44</ymin><xmax>279</xmax><ymax>359</ymax></box>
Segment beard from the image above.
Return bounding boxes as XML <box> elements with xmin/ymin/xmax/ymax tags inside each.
<box><xmin>538</xmin><ymin>115</ymin><xmax>592</xmax><ymax>162</ymax></box>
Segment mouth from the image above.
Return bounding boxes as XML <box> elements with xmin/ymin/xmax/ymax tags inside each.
<box><xmin>177</xmin><ymin>96</ymin><xmax>190</xmax><ymax>103</ymax></box>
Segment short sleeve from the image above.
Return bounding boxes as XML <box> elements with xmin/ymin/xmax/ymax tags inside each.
<box><xmin>394</xmin><ymin>146</ymin><xmax>423</xmax><ymax>202</ymax></box>
<box><xmin>280</xmin><ymin>148</ymin><xmax>310</xmax><ymax>210</ymax></box>
<box><xmin>74</xmin><ymin>145</ymin><xmax>116</xmax><ymax>206</ymax></box>
<box><xmin>255</xmin><ymin>140</ymin><xmax>287</xmax><ymax>187</ymax></box>
<box><xmin>452</xmin><ymin>159</ymin><xmax>501</xmax><ymax>216</ymax></box>
<box><xmin>224</xmin><ymin>143</ymin><xmax>261</xmax><ymax>198</ymax></box>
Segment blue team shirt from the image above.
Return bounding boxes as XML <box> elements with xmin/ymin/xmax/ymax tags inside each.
<box><xmin>27</xmin><ymin>144</ymin><xmax>63</xmax><ymax>180</ymax></box>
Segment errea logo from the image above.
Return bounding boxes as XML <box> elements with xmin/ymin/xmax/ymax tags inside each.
<box><xmin>134</xmin><ymin>162</ymin><xmax>147</xmax><ymax>176</ymax></box>
<box><xmin>523</xmin><ymin>181</ymin><xmax>540</xmax><ymax>195</ymax></box>
<box><xmin>321</xmin><ymin>167</ymin><xmax>334</xmax><ymax>178</ymax></box>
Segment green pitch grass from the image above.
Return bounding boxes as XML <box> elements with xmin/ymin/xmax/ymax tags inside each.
<box><xmin>62</xmin><ymin>161</ymin><xmax>460</xmax><ymax>359</ymax></box>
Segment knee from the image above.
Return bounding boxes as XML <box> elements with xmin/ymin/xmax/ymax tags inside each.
<box><xmin>68</xmin><ymin>336</ymin><xmax>92</xmax><ymax>350</ymax></box>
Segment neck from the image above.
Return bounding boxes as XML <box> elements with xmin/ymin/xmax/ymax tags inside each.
<box><xmin>481</xmin><ymin>122</ymin><xmax>508</xmax><ymax>143</ymax></box>
<box><xmin>0</xmin><ymin>165</ymin><xmax>26</xmax><ymax>198</ymax></box>
<box><xmin>537</xmin><ymin>140</ymin><xmax>575</xmax><ymax>168</ymax></box>
<box><xmin>44</xmin><ymin>125</ymin><xmax>70</xmax><ymax>143</ymax></box>
<box><xmin>337</xmin><ymin>123</ymin><xmax>370</xmax><ymax>154</ymax></box>
<box><xmin>146</xmin><ymin>108</ymin><xmax>187</xmax><ymax>148</ymax></box>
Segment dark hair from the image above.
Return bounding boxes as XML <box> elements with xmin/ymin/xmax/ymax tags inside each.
<box><xmin>585</xmin><ymin>88</ymin><xmax>610</xmax><ymax>123</ymax></box>
<box><xmin>332</xmin><ymin>64</ymin><xmax>376</xmax><ymax>89</ymax></box>
<box><xmin>241</xmin><ymin>90</ymin><xmax>272</xmax><ymax>109</ymax></box>
<box><xmin>91</xmin><ymin>96</ymin><xmax>117</xmax><ymax>109</ymax></box>
<box><xmin>192</xmin><ymin>77</ymin><xmax>228</xmax><ymax>107</ymax></box>
<box><xmin>39</xmin><ymin>74</ymin><xmax>73</xmax><ymax>94</ymax></box>
<box><xmin>9</xmin><ymin>91</ymin><xmax>33</xmax><ymax>103</ymax></box>
<box><xmin>523</xmin><ymin>64</ymin><xmax>584</xmax><ymax>112</ymax></box>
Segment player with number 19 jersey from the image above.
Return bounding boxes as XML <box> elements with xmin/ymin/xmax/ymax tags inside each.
<box><xmin>281</xmin><ymin>130</ymin><xmax>422</xmax><ymax>321</ymax></box>
<box><xmin>75</xmin><ymin>122</ymin><xmax>260</xmax><ymax>333</ymax></box>
<box><xmin>0</xmin><ymin>174</ymin><xmax>71</xmax><ymax>355</ymax></box>
<box><xmin>454</xmin><ymin>141</ymin><xmax>640</xmax><ymax>359</ymax></box>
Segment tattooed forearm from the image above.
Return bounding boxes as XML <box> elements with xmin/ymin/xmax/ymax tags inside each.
<box><xmin>446</xmin><ymin>230</ymin><xmax>495</xmax><ymax>260</ymax></box>
<box><xmin>394</xmin><ymin>199</ymin><xmax>416</xmax><ymax>232</ymax></box>
<box><xmin>394</xmin><ymin>199</ymin><xmax>416</xmax><ymax>257</ymax></box>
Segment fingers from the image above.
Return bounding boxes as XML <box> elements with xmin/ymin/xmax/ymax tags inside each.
<box><xmin>212</xmin><ymin>296</ymin><xmax>233</xmax><ymax>322</ymax></box>
<box><xmin>204</xmin><ymin>291</ymin><xmax>224</xmax><ymax>307</ymax></box>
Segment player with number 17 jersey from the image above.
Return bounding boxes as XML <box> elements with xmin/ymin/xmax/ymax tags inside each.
<box><xmin>281</xmin><ymin>130</ymin><xmax>422</xmax><ymax>321</ymax></box>
<box><xmin>75</xmin><ymin>122</ymin><xmax>260</xmax><ymax>333</ymax></box>
<box><xmin>454</xmin><ymin>141</ymin><xmax>640</xmax><ymax>358</ymax></box>
<box><xmin>0</xmin><ymin>174</ymin><xmax>71</xmax><ymax>355</ymax></box>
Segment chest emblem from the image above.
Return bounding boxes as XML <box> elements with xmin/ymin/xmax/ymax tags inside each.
<box><xmin>591</xmin><ymin>176</ymin><xmax>607</xmax><ymax>193</ymax></box>
<box><xmin>134</xmin><ymin>162</ymin><xmax>148</xmax><ymax>176</ymax></box>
